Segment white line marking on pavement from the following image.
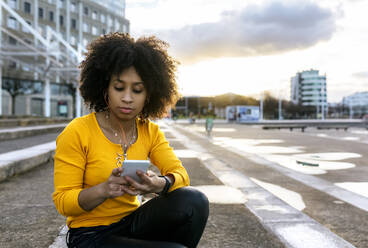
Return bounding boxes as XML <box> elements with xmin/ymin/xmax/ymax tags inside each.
<box><xmin>192</xmin><ymin>131</ymin><xmax>368</xmax><ymax>212</ymax></box>
<box><xmin>231</xmin><ymin>149</ymin><xmax>368</xmax><ymax>212</ymax></box>
<box><xmin>335</xmin><ymin>182</ymin><xmax>368</xmax><ymax>198</ymax></box>
<box><xmin>192</xmin><ymin>185</ymin><xmax>247</xmax><ymax>204</ymax></box>
<box><xmin>250</xmin><ymin>178</ymin><xmax>306</xmax><ymax>211</ymax></box>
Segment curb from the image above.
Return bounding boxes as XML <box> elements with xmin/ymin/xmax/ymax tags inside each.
<box><xmin>0</xmin><ymin>142</ymin><xmax>56</xmax><ymax>182</ymax></box>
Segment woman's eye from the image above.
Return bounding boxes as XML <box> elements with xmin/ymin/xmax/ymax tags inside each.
<box><xmin>114</xmin><ymin>87</ymin><xmax>124</xmax><ymax>91</ymax></box>
<box><xmin>133</xmin><ymin>89</ymin><xmax>143</xmax><ymax>93</ymax></box>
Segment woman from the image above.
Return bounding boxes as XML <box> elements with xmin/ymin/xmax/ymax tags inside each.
<box><xmin>53</xmin><ymin>33</ymin><xmax>209</xmax><ymax>248</ymax></box>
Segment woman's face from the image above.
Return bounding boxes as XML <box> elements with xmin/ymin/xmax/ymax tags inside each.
<box><xmin>107</xmin><ymin>66</ymin><xmax>147</xmax><ymax>121</ymax></box>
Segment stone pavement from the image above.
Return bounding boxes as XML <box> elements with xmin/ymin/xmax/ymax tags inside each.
<box><xmin>0</xmin><ymin>121</ymin><xmax>359</xmax><ymax>247</ymax></box>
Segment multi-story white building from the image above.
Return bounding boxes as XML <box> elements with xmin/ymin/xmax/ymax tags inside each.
<box><xmin>290</xmin><ymin>69</ymin><xmax>327</xmax><ymax>118</ymax></box>
<box><xmin>0</xmin><ymin>0</ymin><xmax>129</xmax><ymax>117</ymax></box>
<box><xmin>342</xmin><ymin>91</ymin><xmax>368</xmax><ymax>117</ymax></box>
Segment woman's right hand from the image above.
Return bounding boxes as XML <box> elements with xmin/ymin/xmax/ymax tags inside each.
<box><xmin>79</xmin><ymin>167</ymin><xmax>130</xmax><ymax>211</ymax></box>
<box><xmin>101</xmin><ymin>167</ymin><xmax>130</xmax><ymax>198</ymax></box>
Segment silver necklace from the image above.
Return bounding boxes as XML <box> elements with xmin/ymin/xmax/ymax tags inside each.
<box><xmin>107</xmin><ymin>116</ymin><xmax>136</xmax><ymax>166</ymax></box>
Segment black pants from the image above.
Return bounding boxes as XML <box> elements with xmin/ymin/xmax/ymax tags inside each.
<box><xmin>67</xmin><ymin>187</ymin><xmax>209</xmax><ymax>248</ymax></box>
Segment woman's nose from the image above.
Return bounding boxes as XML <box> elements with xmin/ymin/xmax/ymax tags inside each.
<box><xmin>121</xmin><ymin>90</ymin><xmax>133</xmax><ymax>102</ymax></box>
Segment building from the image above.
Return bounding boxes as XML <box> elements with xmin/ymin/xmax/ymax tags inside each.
<box><xmin>290</xmin><ymin>69</ymin><xmax>327</xmax><ymax>118</ymax></box>
<box><xmin>0</xmin><ymin>0</ymin><xmax>129</xmax><ymax>117</ymax></box>
<box><xmin>342</xmin><ymin>91</ymin><xmax>368</xmax><ymax>117</ymax></box>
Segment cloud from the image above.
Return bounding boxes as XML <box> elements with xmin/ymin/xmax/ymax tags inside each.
<box><xmin>156</xmin><ymin>0</ymin><xmax>338</xmax><ymax>64</ymax></box>
<box><xmin>352</xmin><ymin>71</ymin><xmax>368</xmax><ymax>78</ymax></box>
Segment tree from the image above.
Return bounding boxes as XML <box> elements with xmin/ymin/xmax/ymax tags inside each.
<box><xmin>214</xmin><ymin>93</ymin><xmax>258</xmax><ymax>108</ymax></box>
<box><xmin>2</xmin><ymin>78</ymin><xmax>42</xmax><ymax>115</ymax></box>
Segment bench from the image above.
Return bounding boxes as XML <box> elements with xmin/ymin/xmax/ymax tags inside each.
<box><xmin>316</xmin><ymin>126</ymin><xmax>349</xmax><ymax>131</ymax></box>
<box><xmin>262</xmin><ymin>125</ymin><xmax>307</xmax><ymax>132</ymax></box>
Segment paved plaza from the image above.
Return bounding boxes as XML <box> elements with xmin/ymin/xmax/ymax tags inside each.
<box><xmin>0</xmin><ymin>119</ymin><xmax>367</xmax><ymax>247</ymax></box>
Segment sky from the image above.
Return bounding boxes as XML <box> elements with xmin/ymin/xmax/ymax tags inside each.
<box><xmin>125</xmin><ymin>0</ymin><xmax>368</xmax><ymax>102</ymax></box>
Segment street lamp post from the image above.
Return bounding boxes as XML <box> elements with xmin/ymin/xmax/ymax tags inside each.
<box><xmin>260</xmin><ymin>92</ymin><xmax>264</xmax><ymax>121</ymax></box>
<box><xmin>278</xmin><ymin>95</ymin><xmax>282</xmax><ymax>120</ymax></box>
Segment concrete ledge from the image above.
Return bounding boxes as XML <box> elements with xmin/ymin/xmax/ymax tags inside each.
<box><xmin>0</xmin><ymin>118</ymin><xmax>70</xmax><ymax>128</ymax></box>
<box><xmin>0</xmin><ymin>124</ymin><xmax>67</xmax><ymax>141</ymax></box>
<box><xmin>0</xmin><ymin>142</ymin><xmax>56</xmax><ymax>182</ymax></box>
<box><xmin>49</xmin><ymin>225</ymin><xmax>68</xmax><ymax>248</ymax></box>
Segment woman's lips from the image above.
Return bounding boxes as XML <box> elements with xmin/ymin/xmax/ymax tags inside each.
<box><xmin>119</xmin><ymin>107</ymin><xmax>133</xmax><ymax>114</ymax></box>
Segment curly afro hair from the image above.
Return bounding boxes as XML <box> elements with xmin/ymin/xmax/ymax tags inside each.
<box><xmin>79</xmin><ymin>32</ymin><xmax>180</xmax><ymax>119</ymax></box>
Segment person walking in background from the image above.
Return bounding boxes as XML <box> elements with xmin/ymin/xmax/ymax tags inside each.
<box><xmin>53</xmin><ymin>33</ymin><xmax>209</xmax><ymax>248</ymax></box>
<box><xmin>205</xmin><ymin>114</ymin><xmax>214</xmax><ymax>138</ymax></box>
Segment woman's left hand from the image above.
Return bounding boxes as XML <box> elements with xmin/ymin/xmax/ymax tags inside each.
<box><xmin>121</xmin><ymin>170</ymin><xmax>166</xmax><ymax>196</ymax></box>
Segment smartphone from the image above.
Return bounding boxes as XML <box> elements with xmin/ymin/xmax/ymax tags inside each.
<box><xmin>120</xmin><ymin>160</ymin><xmax>150</xmax><ymax>183</ymax></box>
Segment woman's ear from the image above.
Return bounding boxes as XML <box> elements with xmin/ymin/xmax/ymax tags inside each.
<box><xmin>145</xmin><ymin>96</ymin><xmax>150</xmax><ymax>105</ymax></box>
<box><xmin>104</xmin><ymin>91</ymin><xmax>109</xmax><ymax>106</ymax></box>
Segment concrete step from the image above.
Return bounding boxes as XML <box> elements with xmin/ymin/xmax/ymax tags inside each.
<box><xmin>0</xmin><ymin>141</ymin><xmax>55</xmax><ymax>182</ymax></box>
<box><xmin>0</xmin><ymin>120</ymin><xmax>64</xmax><ymax>182</ymax></box>
<box><xmin>0</xmin><ymin>123</ymin><xmax>67</xmax><ymax>141</ymax></box>
<box><xmin>0</xmin><ymin>118</ymin><xmax>71</xmax><ymax>128</ymax></box>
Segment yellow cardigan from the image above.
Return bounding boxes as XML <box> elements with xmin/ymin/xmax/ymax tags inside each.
<box><xmin>53</xmin><ymin>113</ymin><xmax>189</xmax><ymax>228</ymax></box>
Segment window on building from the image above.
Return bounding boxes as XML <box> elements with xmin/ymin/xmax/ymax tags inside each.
<box><xmin>92</xmin><ymin>11</ymin><xmax>97</xmax><ymax>20</ymax></box>
<box><xmin>84</xmin><ymin>7</ymin><xmax>88</xmax><ymax>15</ymax></box>
<box><xmin>71</xmin><ymin>18</ymin><xmax>77</xmax><ymax>29</ymax></box>
<box><xmin>115</xmin><ymin>22</ymin><xmax>120</xmax><ymax>30</ymax></box>
<box><xmin>51</xmin><ymin>84</ymin><xmax>71</xmax><ymax>96</ymax></box>
<box><xmin>9</xmin><ymin>36</ymin><xmax>17</xmax><ymax>45</ymax></box>
<box><xmin>51</xmin><ymin>84</ymin><xmax>60</xmax><ymax>95</ymax></box>
<box><xmin>71</xmin><ymin>2</ymin><xmax>76</xmax><ymax>12</ymax></box>
<box><xmin>24</xmin><ymin>39</ymin><xmax>32</xmax><ymax>44</ymax></box>
<box><xmin>102</xmin><ymin>28</ymin><xmax>106</xmax><ymax>35</ymax></box>
<box><xmin>22</xmin><ymin>65</ymin><xmax>31</xmax><ymax>72</ymax></box>
<box><xmin>39</xmin><ymin>8</ymin><xmax>44</xmax><ymax>18</ymax></box>
<box><xmin>108</xmin><ymin>17</ymin><xmax>112</xmax><ymax>27</ymax></box>
<box><xmin>7</xmin><ymin>16</ymin><xmax>18</xmax><ymax>29</ymax></box>
<box><xmin>92</xmin><ymin>26</ymin><xmax>98</xmax><ymax>35</ymax></box>
<box><xmin>101</xmin><ymin>14</ymin><xmax>105</xmax><ymax>23</ymax></box>
<box><xmin>83</xmin><ymin>23</ymin><xmax>89</xmax><ymax>32</ymax></box>
<box><xmin>49</xmin><ymin>11</ymin><xmax>54</xmax><ymax>22</ymax></box>
<box><xmin>8</xmin><ymin>61</ymin><xmax>17</xmax><ymax>69</ymax></box>
<box><xmin>9</xmin><ymin>0</ymin><xmax>17</xmax><ymax>9</ymax></box>
<box><xmin>83</xmin><ymin>38</ymin><xmax>88</xmax><ymax>47</ymax></box>
<box><xmin>24</xmin><ymin>2</ymin><xmax>31</xmax><ymax>14</ymax></box>
<box><xmin>59</xmin><ymin>15</ymin><xmax>64</xmax><ymax>26</ymax></box>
